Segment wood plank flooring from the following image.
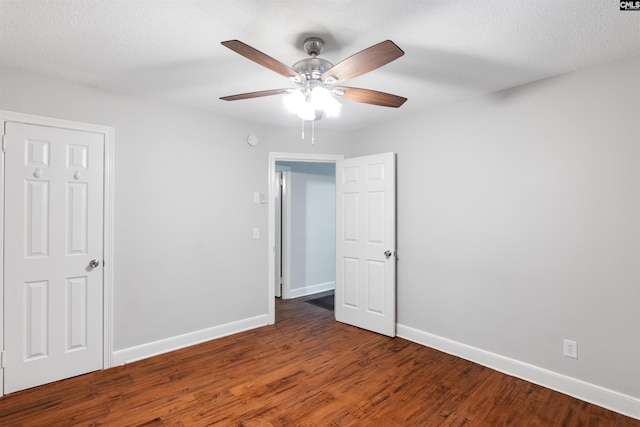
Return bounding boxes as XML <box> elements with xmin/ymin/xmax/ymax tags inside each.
<box><xmin>0</xmin><ymin>293</ymin><xmax>638</xmax><ymax>426</ymax></box>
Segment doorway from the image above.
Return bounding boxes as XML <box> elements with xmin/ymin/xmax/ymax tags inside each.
<box><xmin>275</xmin><ymin>161</ymin><xmax>336</xmax><ymax>301</ymax></box>
<box><xmin>269</xmin><ymin>152</ymin><xmax>398</xmax><ymax>337</ymax></box>
<box><xmin>267</xmin><ymin>153</ymin><xmax>343</xmax><ymax>324</ymax></box>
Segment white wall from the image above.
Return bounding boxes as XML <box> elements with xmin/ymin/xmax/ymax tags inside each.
<box><xmin>351</xmin><ymin>55</ymin><xmax>640</xmax><ymax>409</ymax></box>
<box><xmin>277</xmin><ymin>161</ymin><xmax>336</xmax><ymax>297</ymax></box>
<box><xmin>0</xmin><ymin>65</ymin><xmax>350</xmax><ymax>357</ymax></box>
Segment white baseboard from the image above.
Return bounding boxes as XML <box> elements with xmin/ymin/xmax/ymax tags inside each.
<box><xmin>397</xmin><ymin>324</ymin><xmax>640</xmax><ymax>421</ymax></box>
<box><xmin>286</xmin><ymin>281</ymin><xmax>335</xmax><ymax>299</ymax></box>
<box><xmin>112</xmin><ymin>315</ymin><xmax>268</xmax><ymax>366</ymax></box>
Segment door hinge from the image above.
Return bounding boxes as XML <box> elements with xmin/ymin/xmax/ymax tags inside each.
<box><xmin>1</xmin><ymin>134</ymin><xmax>6</xmax><ymax>152</ymax></box>
<box><xmin>1</xmin><ymin>351</ymin><xmax>5</xmax><ymax>369</ymax></box>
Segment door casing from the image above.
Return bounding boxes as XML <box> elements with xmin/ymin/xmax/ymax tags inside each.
<box><xmin>0</xmin><ymin>110</ymin><xmax>114</xmax><ymax>395</ymax></box>
<box><xmin>274</xmin><ymin>166</ymin><xmax>291</xmax><ymax>299</ymax></box>
<box><xmin>267</xmin><ymin>152</ymin><xmax>343</xmax><ymax>324</ymax></box>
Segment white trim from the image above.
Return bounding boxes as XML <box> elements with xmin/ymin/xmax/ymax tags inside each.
<box><xmin>267</xmin><ymin>152</ymin><xmax>344</xmax><ymax>324</ymax></box>
<box><xmin>397</xmin><ymin>324</ymin><xmax>640</xmax><ymax>421</ymax></box>
<box><xmin>0</xmin><ymin>110</ymin><xmax>115</xmax><ymax>395</ymax></box>
<box><xmin>0</xmin><ymin>131</ymin><xmax>5</xmax><ymax>395</ymax></box>
<box><xmin>281</xmin><ymin>168</ymin><xmax>292</xmax><ymax>299</ymax></box>
<box><xmin>102</xmin><ymin>126</ymin><xmax>115</xmax><ymax>370</ymax></box>
<box><xmin>286</xmin><ymin>281</ymin><xmax>335</xmax><ymax>299</ymax></box>
<box><xmin>274</xmin><ymin>166</ymin><xmax>291</xmax><ymax>299</ymax></box>
<box><xmin>112</xmin><ymin>315</ymin><xmax>268</xmax><ymax>365</ymax></box>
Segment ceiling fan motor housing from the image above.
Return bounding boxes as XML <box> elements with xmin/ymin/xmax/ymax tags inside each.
<box><xmin>294</xmin><ymin>37</ymin><xmax>336</xmax><ymax>91</ymax></box>
<box><xmin>292</xmin><ymin>57</ymin><xmax>334</xmax><ymax>82</ymax></box>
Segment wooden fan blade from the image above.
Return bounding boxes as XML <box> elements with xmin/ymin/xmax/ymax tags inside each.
<box><xmin>221</xmin><ymin>40</ymin><xmax>304</xmax><ymax>82</ymax></box>
<box><xmin>321</xmin><ymin>40</ymin><xmax>404</xmax><ymax>84</ymax></box>
<box><xmin>220</xmin><ymin>89</ymin><xmax>290</xmax><ymax>101</ymax></box>
<box><xmin>334</xmin><ymin>87</ymin><xmax>407</xmax><ymax>108</ymax></box>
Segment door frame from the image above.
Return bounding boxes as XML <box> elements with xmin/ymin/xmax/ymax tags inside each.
<box><xmin>274</xmin><ymin>166</ymin><xmax>291</xmax><ymax>299</ymax></box>
<box><xmin>267</xmin><ymin>152</ymin><xmax>343</xmax><ymax>324</ymax></box>
<box><xmin>0</xmin><ymin>110</ymin><xmax>115</xmax><ymax>395</ymax></box>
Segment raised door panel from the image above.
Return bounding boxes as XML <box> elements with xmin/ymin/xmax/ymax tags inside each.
<box><xmin>367</xmin><ymin>191</ymin><xmax>385</xmax><ymax>245</ymax></box>
<box><xmin>67</xmin><ymin>276</ymin><xmax>89</xmax><ymax>351</ymax></box>
<box><xmin>67</xmin><ymin>182</ymin><xmax>88</xmax><ymax>255</ymax></box>
<box><xmin>24</xmin><ymin>280</ymin><xmax>49</xmax><ymax>360</ymax></box>
<box><xmin>26</xmin><ymin>180</ymin><xmax>50</xmax><ymax>257</ymax></box>
<box><xmin>366</xmin><ymin>260</ymin><xmax>385</xmax><ymax>315</ymax></box>
<box><xmin>342</xmin><ymin>257</ymin><xmax>359</xmax><ymax>308</ymax></box>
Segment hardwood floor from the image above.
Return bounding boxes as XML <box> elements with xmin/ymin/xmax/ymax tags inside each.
<box><xmin>0</xmin><ymin>293</ymin><xmax>638</xmax><ymax>426</ymax></box>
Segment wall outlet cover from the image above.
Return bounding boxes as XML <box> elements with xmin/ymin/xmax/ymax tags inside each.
<box><xmin>563</xmin><ymin>339</ymin><xmax>578</xmax><ymax>359</ymax></box>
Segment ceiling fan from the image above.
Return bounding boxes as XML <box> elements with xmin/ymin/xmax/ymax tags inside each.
<box><xmin>220</xmin><ymin>37</ymin><xmax>407</xmax><ymax>122</ymax></box>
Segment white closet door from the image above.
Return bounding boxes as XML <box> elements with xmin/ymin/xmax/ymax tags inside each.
<box><xmin>4</xmin><ymin>122</ymin><xmax>104</xmax><ymax>393</ymax></box>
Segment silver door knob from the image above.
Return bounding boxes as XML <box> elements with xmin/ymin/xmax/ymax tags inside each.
<box><xmin>89</xmin><ymin>259</ymin><xmax>100</xmax><ymax>268</ymax></box>
<box><xmin>384</xmin><ymin>250</ymin><xmax>392</xmax><ymax>259</ymax></box>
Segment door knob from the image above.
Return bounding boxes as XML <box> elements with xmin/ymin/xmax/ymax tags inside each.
<box><xmin>89</xmin><ymin>259</ymin><xmax>100</xmax><ymax>269</ymax></box>
<box><xmin>384</xmin><ymin>250</ymin><xmax>393</xmax><ymax>259</ymax></box>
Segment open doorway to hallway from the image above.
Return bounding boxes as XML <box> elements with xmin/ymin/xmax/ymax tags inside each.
<box><xmin>268</xmin><ymin>153</ymin><xmax>343</xmax><ymax>324</ymax></box>
<box><xmin>274</xmin><ymin>161</ymin><xmax>336</xmax><ymax>320</ymax></box>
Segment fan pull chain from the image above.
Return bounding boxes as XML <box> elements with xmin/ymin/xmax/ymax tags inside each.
<box><xmin>298</xmin><ymin>119</ymin><xmax>317</xmax><ymax>145</ymax></box>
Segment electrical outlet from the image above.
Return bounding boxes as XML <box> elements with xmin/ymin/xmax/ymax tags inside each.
<box><xmin>252</xmin><ymin>227</ymin><xmax>260</xmax><ymax>239</ymax></box>
<box><xmin>563</xmin><ymin>339</ymin><xmax>578</xmax><ymax>359</ymax></box>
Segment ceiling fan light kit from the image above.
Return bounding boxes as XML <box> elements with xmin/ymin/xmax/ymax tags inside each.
<box><xmin>220</xmin><ymin>37</ymin><xmax>408</xmax><ymax>143</ymax></box>
<box><xmin>283</xmin><ymin>86</ymin><xmax>341</xmax><ymax>120</ymax></box>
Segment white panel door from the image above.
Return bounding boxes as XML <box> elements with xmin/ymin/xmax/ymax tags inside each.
<box><xmin>4</xmin><ymin>122</ymin><xmax>104</xmax><ymax>393</ymax></box>
<box><xmin>335</xmin><ymin>153</ymin><xmax>396</xmax><ymax>337</ymax></box>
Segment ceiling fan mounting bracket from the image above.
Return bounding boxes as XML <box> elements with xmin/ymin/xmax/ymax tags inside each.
<box><xmin>303</xmin><ymin>37</ymin><xmax>325</xmax><ymax>57</ymax></box>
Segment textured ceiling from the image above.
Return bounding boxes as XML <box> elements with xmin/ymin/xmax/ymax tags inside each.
<box><xmin>1</xmin><ymin>0</ymin><xmax>640</xmax><ymax>130</ymax></box>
